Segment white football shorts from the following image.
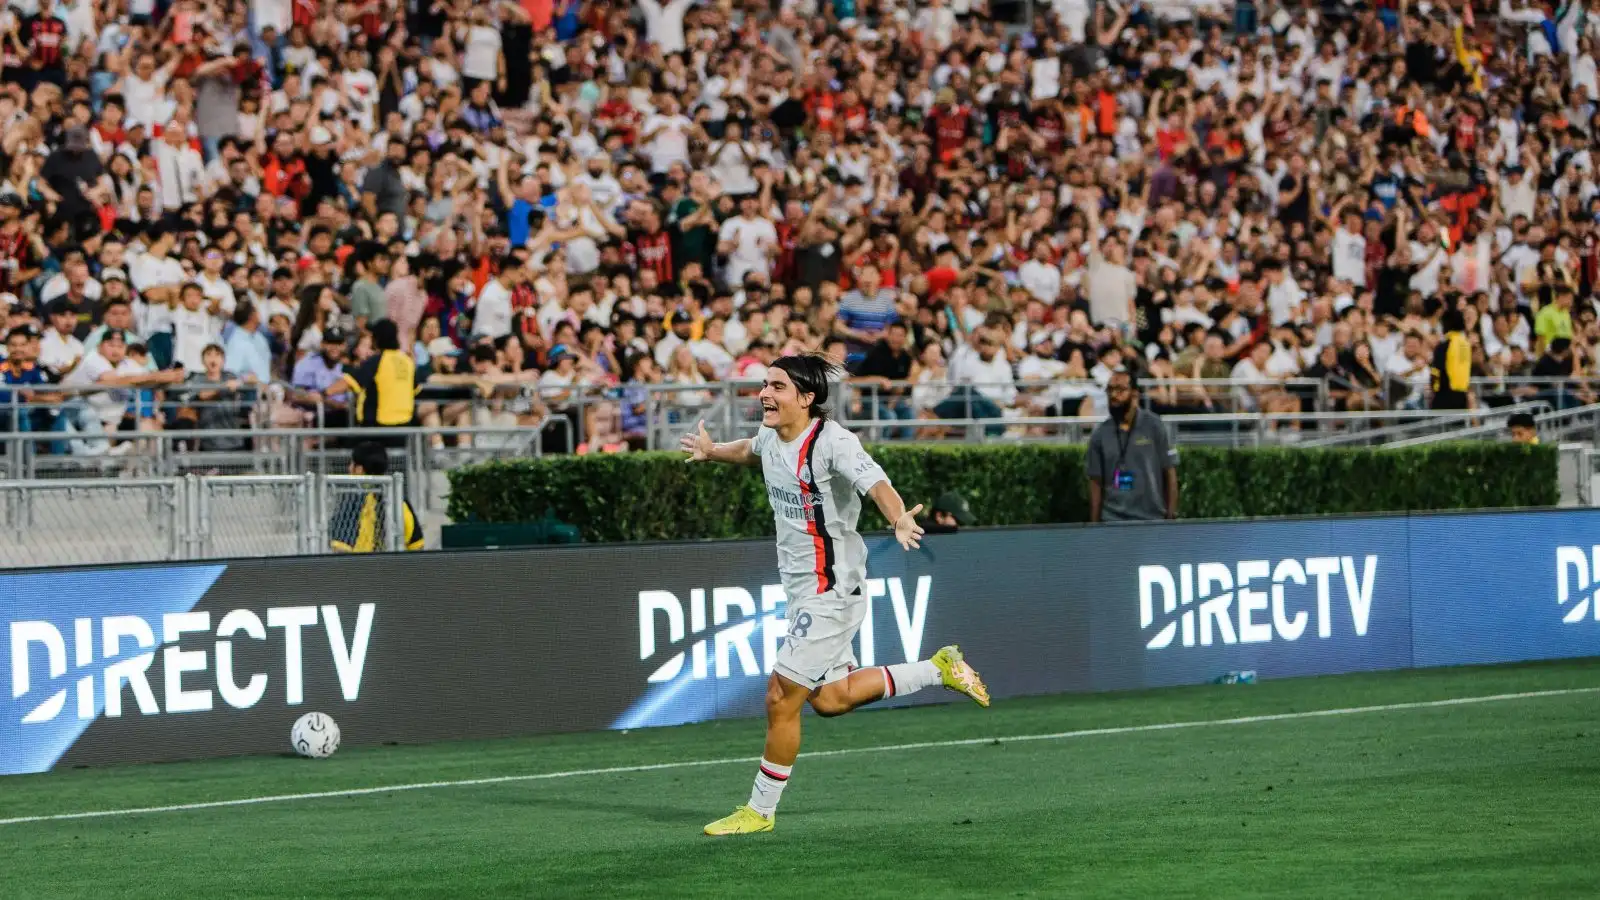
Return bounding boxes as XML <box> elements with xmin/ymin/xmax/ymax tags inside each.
<box><xmin>772</xmin><ymin>587</ymin><xmax>867</xmax><ymax>690</ymax></box>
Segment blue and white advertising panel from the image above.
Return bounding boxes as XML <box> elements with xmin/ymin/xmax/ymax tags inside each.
<box><xmin>4</xmin><ymin>508</ymin><xmax>1599</xmax><ymax>774</ymax></box>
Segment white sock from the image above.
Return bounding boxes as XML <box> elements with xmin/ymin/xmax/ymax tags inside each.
<box><xmin>881</xmin><ymin>660</ymin><xmax>941</xmax><ymax>698</ymax></box>
<box><xmin>748</xmin><ymin>758</ymin><xmax>791</xmax><ymax>817</ymax></box>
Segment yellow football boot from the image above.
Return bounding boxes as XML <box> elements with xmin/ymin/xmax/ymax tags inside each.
<box><xmin>931</xmin><ymin>645</ymin><xmax>990</xmax><ymax>707</ymax></box>
<box><xmin>704</xmin><ymin>805</ymin><xmax>775</xmax><ymax>836</ymax></box>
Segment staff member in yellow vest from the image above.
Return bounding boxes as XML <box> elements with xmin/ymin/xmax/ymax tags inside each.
<box><xmin>1429</xmin><ymin>307</ymin><xmax>1472</xmax><ymax>410</ymax></box>
<box><xmin>341</xmin><ymin>319</ymin><xmax>417</xmax><ymax>446</ymax></box>
<box><xmin>330</xmin><ymin>440</ymin><xmax>425</xmax><ymax>552</ymax></box>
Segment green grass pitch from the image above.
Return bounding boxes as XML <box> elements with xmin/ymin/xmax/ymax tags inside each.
<box><xmin>3</xmin><ymin>659</ymin><xmax>1600</xmax><ymax>899</ymax></box>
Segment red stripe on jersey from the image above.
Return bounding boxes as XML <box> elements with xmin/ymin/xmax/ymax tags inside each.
<box><xmin>795</xmin><ymin>419</ymin><xmax>831</xmax><ymax>594</ymax></box>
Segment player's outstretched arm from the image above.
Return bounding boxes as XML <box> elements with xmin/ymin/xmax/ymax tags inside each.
<box><xmin>867</xmin><ymin>480</ymin><xmax>924</xmax><ymax>551</ymax></box>
<box><xmin>680</xmin><ymin>420</ymin><xmax>758</xmax><ymax>467</ymax></box>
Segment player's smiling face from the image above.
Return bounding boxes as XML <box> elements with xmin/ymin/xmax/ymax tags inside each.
<box><xmin>759</xmin><ymin>369</ymin><xmax>810</xmax><ymax>432</ymax></box>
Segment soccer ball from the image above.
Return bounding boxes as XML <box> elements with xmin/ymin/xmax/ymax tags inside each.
<box><xmin>291</xmin><ymin>712</ymin><xmax>341</xmax><ymax>759</ymax></box>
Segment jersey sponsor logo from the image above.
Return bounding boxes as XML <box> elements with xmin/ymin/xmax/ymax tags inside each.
<box><xmin>1556</xmin><ymin>545</ymin><xmax>1600</xmax><ymax>623</ymax></box>
<box><xmin>1138</xmin><ymin>557</ymin><xmax>1378</xmax><ymax>650</ymax></box>
<box><xmin>636</xmin><ymin>577</ymin><xmax>932</xmax><ymax>683</ymax></box>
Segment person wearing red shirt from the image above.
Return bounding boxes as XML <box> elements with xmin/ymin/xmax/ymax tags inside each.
<box><xmin>805</xmin><ymin>81</ymin><xmax>838</xmax><ymax>135</ymax></box>
<box><xmin>927</xmin><ymin>88</ymin><xmax>970</xmax><ymax>163</ymax></box>
<box><xmin>837</xmin><ymin>88</ymin><xmax>869</xmax><ymax>138</ymax></box>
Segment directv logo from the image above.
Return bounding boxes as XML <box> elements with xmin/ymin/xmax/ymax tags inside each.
<box><xmin>1138</xmin><ymin>557</ymin><xmax>1378</xmax><ymax>650</ymax></box>
<box><xmin>639</xmin><ymin>577</ymin><xmax>932</xmax><ymax>682</ymax></box>
<box><xmin>1555</xmin><ymin>546</ymin><xmax>1600</xmax><ymax>623</ymax></box>
<box><xmin>9</xmin><ymin>604</ymin><xmax>376</xmax><ymax>725</ymax></box>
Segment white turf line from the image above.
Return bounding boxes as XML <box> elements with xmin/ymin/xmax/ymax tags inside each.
<box><xmin>2</xmin><ymin>685</ymin><xmax>1596</xmax><ymax>828</ymax></box>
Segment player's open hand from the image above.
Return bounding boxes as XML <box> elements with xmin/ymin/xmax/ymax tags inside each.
<box><xmin>680</xmin><ymin>420</ymin><xmax>713</xmax><ymax>462</ymax></box>
<box><xmin>895</xmin><ymin>505</ymin><xmax>924</xmax><ymax>551</ymax></box>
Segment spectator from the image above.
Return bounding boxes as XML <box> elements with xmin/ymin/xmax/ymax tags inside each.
<box><xmin>349</xmin><ymin>247</ymin><xmax>392</xmax><ymax>332</ymax></box>
<box><xmin>855</xmin><ymin>321</ymin><xmax>916</xmax><ymax>438</ymax></box>
<box><xmin>837</xmin><ymin>266</ymin><xmax>898</xmax><ymax>362</ymax></box>
<box><xmin>38</xmin><ymin>299</ymin><xmax>83</xmax><ymax>379</ymax></box>
<box><xmin>1508</xmin><ymin>413</ymin><xmax>1540</xmax><ymax>445</ymax></box>
<box><xmin>224</xmin><ymin>302</ymin><xmax>272</xmax><ymax>386</ymax></box>
<box><xmin>0</xmin><ymin>326</ymin><xmax>52</xmax><ymax>436</ymax></box>
<box><xmin>1387</xmin><ymin>333</ymin><xmax>1434</xmax><ymax>411</ymax></box>
<box><xmin>291</xmin><ymin>328</ymin><xmax>351</xmax><ymax>428</ymax></box>
<box><xmin>341</xmin><ymin>320</ymin><xmax>415</xmax><ymax>440</ymax></box>
<box><xmin>1431</xmin><ymin>308</ymin><xmax>1473</xmax><ymax>411</ymax></box>
<box><xmin>918</xmin><ymin>491</ymin><xmax>975</xmax><ymax>535</ymax></box>
<box><xmin>174</xmin><ymin>343</ymin><xmax>249</xmax><ymax>451</ymax></box>
<box><xmin>1087</xmin><ymin>369</ymin><xmax>1179</xmax><ymax>524</ymax></box>
<box><xmin>59</xmin><ymin>329</ymin><xmax>182</xmax><ymax>456</ymax></box>
<box><xmin>330</xmin><ymin>440</ymin><xmax>424</xmax><ymax>553</ymax></box>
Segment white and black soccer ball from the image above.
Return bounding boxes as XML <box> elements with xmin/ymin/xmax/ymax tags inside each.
<box><xmin>291</xmin><ymin>712</ymin><xmax>341</xmax><ymax>759</ymax></box>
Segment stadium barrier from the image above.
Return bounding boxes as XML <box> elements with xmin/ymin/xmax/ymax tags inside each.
<box><xmin>6</xmin><ymin>506</ymin><xmax>1600</xmax><ymax>774</ymax></box>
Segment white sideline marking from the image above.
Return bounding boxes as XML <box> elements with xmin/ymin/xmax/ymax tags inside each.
<box><xmin>2</xmin><ymin>686</ymin><xmax>1594</xmax><ymax>827</ymax></box>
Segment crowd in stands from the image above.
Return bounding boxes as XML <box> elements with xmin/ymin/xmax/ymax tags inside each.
<box><xmin>0</xmin><ymin>0</ymin><xmax>1597</xmax><ymax>455</ymax></box>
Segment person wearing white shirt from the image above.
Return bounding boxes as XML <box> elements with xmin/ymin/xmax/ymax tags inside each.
<box><xmin>154</xmin><ymin>126</ymin><xmax>205</xmax><ymax>211</ymax></box>
<box><xmin>38</xmin><ymin>268</ymin><xmax>102</xmax><ymax>307</ymax></box>
<box><xmin>252</xmin><ymin>0</ymin><xmax>291</xmax><ymax>35</ymax></box>
<box><xmin>688</xmin><ymin>319</ymin><xmax>736</xmax><ymax>379</ymax></box>
<box><xmin>1330</xmin><ymin>210</ymin><xmax>1367</xmax><ymax>288</ymax></box>
<box><xmin>1499</xmin><ymin>166</ymin><xmax>1537</xmax><ymax>220</ymax></box>
<box><xmin>194</xmin><ymin>247</ymin><xmax>237</xmax><ymax>326</ymax></box>
<box><xmin>1407</xmin><ymin>225</ymin><xmax>1449</xmax><ymax>296</ymax></box>
<box><xmin>951</xmin><ymin>333</ymin><xmax>1017</xmax><ymax>408</ymax></box>
<box><xmin>473</xmin><ymin>266</ymin><xmax>520</xmax><ymax>342</ymax></box>
<box><xmin>654</xmin><ymin>311</ymin><xmax>693</xmax><ymax>369</ymax></box>
<box><xmin>119</xmin><ymin>54</ymin><xmax>175</xmax><ymax>131</ymax></box>
<box><xmin>1264</xmin><ymin>263</ymin><xmax>1307</xmax><ymax>325</ymax></box>
<box><xmin>1018</xmin><ymin>242</ymin><xmax>1063</xmax><ymax>304</ymax></box>
<box><xmin>639</xmin><ymin>0</ymin><xmax>692</xmax><ymax>53</ymax></box>
<box><xmin>458</xmin><ymin>11</ymin><xmax>503</xmax><ymax>85</ymax></box>
<box><xmin>639</xmin><ymin>98</ymin><xmax>695</xmax><ymax>174</ymax></box>
<box><xmin>61</xmin><ymin>329</ymin><xmax>183</xmax><ymax>454</ymax></box>
<box><xmin>170</xmin><ymin>285</ymin><xmax>222</xmax><ymax>373</ymax></box>
<box><xmin>1017</xmin><ymin>332</ymin><xmax>1068</xmax><ymax>411</ymax></box>
<box><xmin>914</xmin><ymin>0</ymin><xmax>958</xmax><ymax>51</ymax></box>
<box><xmin>1384</xmin><ymin>332</ymin><xmax>1433</xmax><ymax>408</ymax></box>
<box><xmin>708</xmin><ymin>129</ymin><xmax>760</xmax><ymax>198</ymax></box>
<box><xmin>717</xmin><ymin>196</ymin><xmax>779</xmax><ymax>288</ymax></box>
<box><xmin>573</xmin><ymin>160</ymin><xmax>624</xmax><ymax>214</ymax></box>
<box><xmin>39</xmin><ymin>302</ymin><xmax>86</xmax><ymax>378</ymax></box>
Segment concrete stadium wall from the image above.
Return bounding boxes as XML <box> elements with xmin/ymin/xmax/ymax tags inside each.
<box><xmin>5</xmin><ymin>508</ymin><xmax>1600</xmax><ymax>774</ymax></box>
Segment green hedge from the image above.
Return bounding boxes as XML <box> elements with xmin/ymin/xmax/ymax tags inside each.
<box><xmin>445</xmin><ymin>443</ymin><xmax>1558</xmax><ymax>543</ymax></box>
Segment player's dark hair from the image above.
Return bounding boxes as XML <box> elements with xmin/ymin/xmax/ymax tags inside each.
<box><xmin>770</xmin><ymin>353</ymin><xmax>840</xmax><ymax>420</ymax></box>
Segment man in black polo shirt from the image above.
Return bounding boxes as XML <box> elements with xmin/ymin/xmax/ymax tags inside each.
<box><xmin>1087</xmin><ymin>369</ymin><xmax>1179</xmax><ymax>523</ymax></box>
<box><xmin>853</xmin><ymin>321</ymin><xmax>915</xmax><ymax>439</ymax></box>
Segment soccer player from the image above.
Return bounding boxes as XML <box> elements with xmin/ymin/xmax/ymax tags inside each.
<box><xmin>680</xmin><ymin>353</ymin><xmax>990</xmax><ymax>836</ymax></box>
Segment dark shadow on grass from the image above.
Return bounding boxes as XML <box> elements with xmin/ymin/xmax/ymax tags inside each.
<box><xmin>500</xmin><ymin>793</ymin><xmax>847</xmax><ymax>826</ymax></box>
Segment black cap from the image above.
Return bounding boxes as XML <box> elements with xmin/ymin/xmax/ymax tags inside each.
<box><xmin>100</xmin><ymin>327</ymin><xmax>128</xmax><ymax>344</ymax></box>
<box><xmin>323</xmin><ymin>326</ymin><xmax>348</xmax><ymax>344</ymax></box>
<box><xmin>933</xmin><ymin>491</ymin><xmax>975</xmax><ymax>526</ymax></box>
<box><xmin>670</xmin><ymin>308</ymin><xmax>693</xmax><ymax>326</ymax></box>
<box><xmin>45</xmin><ymin>299</ymin><xmax>74</xmax><ymax>318</ymax></box>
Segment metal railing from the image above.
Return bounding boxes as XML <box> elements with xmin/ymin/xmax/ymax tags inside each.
<box><xmin>1297</xmin><ymin>401</ymin><xmax>1555</xmax><ymax>448</ymax></box>
<box><xmin>0</xmin><ymin>473</ymin><xmax>406</xmax><ymax>569</ymax></box>
<box><xmin>1387</xmin><ymin>402</ymin><xmax>1600</xmax><ymax>449</ymax></box>
<box><xmin>0</xmin><ymin>421</ymin><xmax>574</xmax><ymax>514</ymax></box>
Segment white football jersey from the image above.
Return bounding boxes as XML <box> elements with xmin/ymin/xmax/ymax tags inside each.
<box><xmin>754</xmin><ymin>419</ymin><xmax>889</xmax><ymax>600</ymax></box>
